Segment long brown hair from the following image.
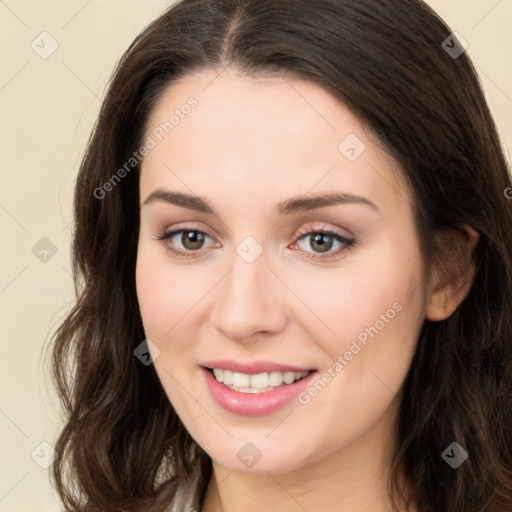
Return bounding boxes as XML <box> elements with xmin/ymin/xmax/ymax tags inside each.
<box><xmin>47</xmin><ymin>1</ymin><xmax>512</xmax><ymax>510</ymax></box>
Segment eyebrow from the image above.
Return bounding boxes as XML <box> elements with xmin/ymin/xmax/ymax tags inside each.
<box><xmin>142</xmin><ymin>189</ymin><xmax>379</xmax><ymax>215</ymax></box>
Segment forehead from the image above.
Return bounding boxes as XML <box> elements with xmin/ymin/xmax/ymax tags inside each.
<box><xmin>145</xmin><ymin>68</ymin><xmax>359</xmax><ymax>157</ymax></box>
<box><xmin>140</xmin><ymin>69</ymin><xmax>409</xmax><ymax>217</ymax></box>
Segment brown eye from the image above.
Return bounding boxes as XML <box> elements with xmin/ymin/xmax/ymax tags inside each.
<box><xmin>180</xmin><ymin>230</ymin><xmax>206</xmax><ymax>250</ymax></box>
<box><xmin>308</xmin><ymin>232</ymin><xmax>335</xmax><ymax>253</ymax></box>
<box><xmin>155</xmin><ymin>228</ymin><xmax>218</xmax><ymax>259</ymax></box>
<box><xmin>290</xmin><ymin>228</ymin><xmax>355</xmax><ymax>261</ymax></box>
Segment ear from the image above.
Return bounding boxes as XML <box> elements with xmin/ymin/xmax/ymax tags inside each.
<box><xmin>425</xmin><ymin>224</ymin><xmax>480</xmax><ymax>322</ymax></box>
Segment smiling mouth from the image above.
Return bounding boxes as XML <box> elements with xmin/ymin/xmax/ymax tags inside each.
<box><xmin>205</xmin><ymin>367</ymin><xmax>315</xmax><ymax>393</ymax></box>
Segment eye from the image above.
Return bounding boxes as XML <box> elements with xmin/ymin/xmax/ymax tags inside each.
<box><xmin>155</xmin><ymin>228</ymin><xmax>218</xmax><ymax>259</ymax></box>
<box><xmin>289</xmin><ymin>226</ymin><xmax>355</xmax><ymax>261</ymax></box>
<box><xmin>155</xmin><ymin>224</ymin><xmax>355</xmax><ymax>261</ymax></box>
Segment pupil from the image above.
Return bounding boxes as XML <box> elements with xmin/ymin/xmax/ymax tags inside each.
<box><xmin>311</xmin><ymin>233</ymin><xmax>332</xmax><ymax>253</ymax></box>
<box><xmin>183</xmin><ymin>230</ymin><xmax>204</xmax><ymax>250</ymax></box>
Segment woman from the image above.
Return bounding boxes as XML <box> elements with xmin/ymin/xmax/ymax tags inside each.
<box><xmin>48</xmin><ymin>0</ymin><xmax>512</xmax><ymax>511</ymax></box>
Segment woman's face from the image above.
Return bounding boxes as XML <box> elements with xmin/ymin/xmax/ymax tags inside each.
<box><xmin>136</xmin><ymin>69</ymin><xmax>428</xmax><ymax>475</ymax></box>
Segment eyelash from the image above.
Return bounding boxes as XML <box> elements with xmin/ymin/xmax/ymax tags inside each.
<box><xmin>154</xmin><ymin>225</ymin><xmax>355</xmax><ymax>261</ymax></box>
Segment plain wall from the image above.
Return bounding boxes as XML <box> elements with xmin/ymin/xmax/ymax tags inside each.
<box><xmin>0</xmin><ymin>1</ymin><xmax>510</xmax><ymax>510</ymax></box>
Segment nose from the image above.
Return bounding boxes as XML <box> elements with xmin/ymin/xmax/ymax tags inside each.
<box><xmin>209</xmin><ymin>248</ymin><xmax>288</xmax><ymax>343</ymax></box>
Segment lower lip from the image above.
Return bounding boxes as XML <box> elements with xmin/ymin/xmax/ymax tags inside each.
<box><xmin>201</xmin><ymin>367</ymin><xmax>317</xmax><ymax>416</ymax></box>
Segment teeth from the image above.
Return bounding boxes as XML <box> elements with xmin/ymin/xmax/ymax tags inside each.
<box><xmin>250</xmin><ymin>372</ymin><xmax>269</xmax><ymax>388</ymax></box>
<box><xmin>232</xmin><ymin>372</ymin><xmax>250</xmax><ymax>388</ymax></box>
<box><xmin>283</xmin><ymin>372</ymin><xmax>296</xmax><ymax>384</ymax></box>
<box><xmin>211</xmin><ymin>369</ymin><xmax>310</xmax><ymax>392</ymax></box>
<box><xmin>223</xmin><ymin>370</ymin><xmax>233</xmax><ymax>385</ymax></box>
<box><xmin>269</xmin><ymin>371</ymin><xmax>283</xmax><ymax>386</ymax></box>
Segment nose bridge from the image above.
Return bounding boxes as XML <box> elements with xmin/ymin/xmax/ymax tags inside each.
<box><xmin>210</xmin><ymin>242</ymin><xmax>286</xmax><ymax>341</ymax></box>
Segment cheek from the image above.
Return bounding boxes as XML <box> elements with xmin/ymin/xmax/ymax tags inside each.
<box><xmin>303</xmin><ymin>278</ymin><xmax>421</xmax><ymax>394</ymax></box>
<box><xmin>297</xmin><ymin>242</ymin><xmax>424</xmax><ymax>399</ymax></box>
<box><xmin>293</xmin><ymin>243</ymin><xmax>423</xmax><ymax>347</ymax></box>
<box><xmin>135</xmin><ymin>242</ymin><xmax>225</xmax><ymax>368</ymax></box>
<box><xmin>136</xmin><ymin>243</ymin><xmax>202</xmax><ymax>338</ymax></box>
<box><xmin>136</xmin><ymin>251</ymin><xmax>171</xmax><ymax>337</ymax></box>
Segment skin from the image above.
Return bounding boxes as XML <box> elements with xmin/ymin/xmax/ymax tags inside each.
<box><xmin>135</xmin><ymin>68</ymin><xmax>478</xmax><ymax>512</ymax></box>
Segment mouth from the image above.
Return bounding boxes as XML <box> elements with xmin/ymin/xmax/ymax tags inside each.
<box><xmin>200</xmin><ymin>359</ymin><xmax>319</xmax><ymax>415</ymax></box>
<box><xmin>204</xmin><ymin>367</ymin><xmax>314</xmax><ymax>394</ymax></box>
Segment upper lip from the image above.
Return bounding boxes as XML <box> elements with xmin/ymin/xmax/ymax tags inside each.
<box><xmin>202</xmin><ymin>359</ymin><xmax>316</xmax><ymax>374</ymax></box>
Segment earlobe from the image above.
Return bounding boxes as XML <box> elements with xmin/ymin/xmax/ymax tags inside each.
<box><xmin>425</xmin><ymin>225</ymin><xmax>480</xmax><ymax>322</ymax></box>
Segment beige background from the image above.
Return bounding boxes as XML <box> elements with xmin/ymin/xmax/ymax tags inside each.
<box><xmin>0</xmin><ymin>1</ymin><xmax>511</xmax><ymax>510</ymax></box>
